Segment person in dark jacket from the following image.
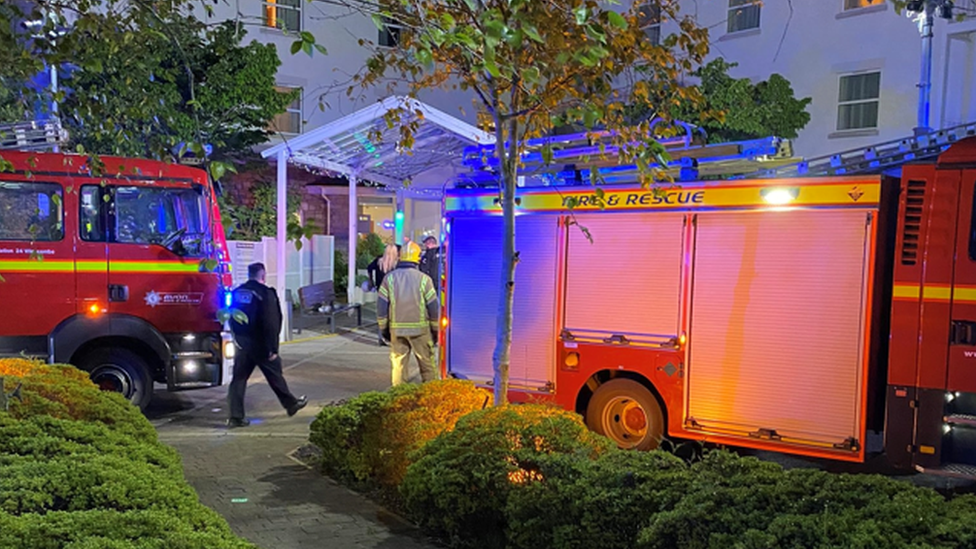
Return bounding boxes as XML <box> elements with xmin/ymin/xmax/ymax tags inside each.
<box><xmin>227</xmin><ymin>262</ymin><xmax>307</xmax><ymax>427</ymax></box>
<box><xmin>419</xmin><ymin>236</ymin><xmax>441</xmax><ymax>285</ymax></box>
<box><xmin>367</xmin><ymin>244</ymin><xmax>401</xmax><ymax>346</ymax></box>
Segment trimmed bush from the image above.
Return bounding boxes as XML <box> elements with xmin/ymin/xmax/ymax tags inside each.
<box><xmin>505</xmin><ymin>448</ymin><xmax>693</xmax><ymax>549</ymax></box>
<box><xmin>0</xmin><ymin>358</ymin><xmax>154</xmax><ymax>440</ymax></box>
<box><xmin>309</xmin><ymin>379</ymin><xmax>491</xmax><ymax>488</ymax></box>
<box><xmin>0</xmin><ymin>509</ymin><xmax>252</xmax><ymax>549</ymax></box>
<box><xmin>637</xmin><ymin>451</ymin><xmax>976</xmax><ymax>549</ymax></box>
<box><xmin>399</xmin><ymin>404</ymin><xmax>612</xmax><ymax>549</ymax></box>
<box><xmin>0</xmin><ymin>358</ymin><xmax>255</xmax><ymax>549</ymax></box>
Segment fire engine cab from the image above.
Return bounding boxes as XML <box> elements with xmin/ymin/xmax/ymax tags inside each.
<box><xmin>0</xmin><ymin>150</ymin><xmax>234</xmax><ymax>409</ymax></box>
<box><xmin>441</xmin><ymin>132</ymin><xmax>976</xmax><ymax>478</ymax></box>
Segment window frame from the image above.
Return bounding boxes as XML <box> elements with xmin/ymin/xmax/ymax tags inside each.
<box><xmin>639</xmin><ymin>1</ymin><xmax>662</xmax><ymax>46</ymax></box>
<box><xmin>378</xmin><ymin>16</ymin><xmax>404</xmax><ymax>48</ymax></box>
<box><xmin>0</xmin><ymin>180</ymin><xmax>64</xmax><ymax>242</ymax></box>
<box><xmin>727</xmin><ymin>0</ymin><xmax>761</xmax><ymax>34</ymax></box>
<box><xmin>79</xmin><ymin>185</ymin><xmax>109</xmax><ymax>243</ymax></box>
<box><xmin>262</xmin><ymin>0</ymin><xmax>301</xmax><ymax>33</ymax></box>
<box><xmin>108</xmin><ymin>184</ymin><xmax>211</xmax><ymax>256</ymax></box>
<box><xmin>271</xmin><ymin>86</ymin><xmax>303</xmax><ymax>135</ymax></box>
<box><xmin>843</xmin><ymin>0</ymin><xmax>880</xmax><ymax>11</ymax></box>
<box><xmin>836</xmin><ymin>71</ymin><xmax>882</xmax><ymax>131</ymax></box>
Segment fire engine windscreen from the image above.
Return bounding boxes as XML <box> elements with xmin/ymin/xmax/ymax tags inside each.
<box><xmin>114</xmin><ymin>185</ymin><xmax>209</xmax><ymax>256</ymax></box>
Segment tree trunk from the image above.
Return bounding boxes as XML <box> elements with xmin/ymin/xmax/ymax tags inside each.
<box><xmin>492</xmin><ymin>119</ymin><xmax>517</xmax><ymax>406</ymax></box>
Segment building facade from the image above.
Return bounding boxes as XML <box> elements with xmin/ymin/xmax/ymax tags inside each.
<box><xmin>674</xmin><ymin>0</ymin><xmax>976</xmax><ymax>157</ymax></box>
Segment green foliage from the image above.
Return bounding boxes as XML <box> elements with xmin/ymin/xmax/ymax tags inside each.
<box><xmin>0</xmin><ymin>358</ymin><xmax>254</xmax><ymax>548</ymax></box>
<box><xmin>677</xmin><ymin>58</ymin><xmax>812</xmax><ymax>143</ymax></box>
<box><xmin>0</xmin><ymin>359</ymin><xmax>154</xmax><ymax>440</ymax></box>
<box><xmin>356</xmin><ymin>233</ymin><xmax>388</xmax><ymax>270</ymax></box>
<box><xmin>399</xmin><ymin>404</ymin><xmax>612</xmax><ymax>549</ymax></box>
<box><xmin>0</xmin><ymin>4</ymin><xmax>292</xmax><ymax>163</ymax></box>
<box><xmin>0</xmin><ymin>509</ymin><xmax>253</xmax><ymax>549</ymax></box>
<box><xmin>506</xmin><ymin>449</ymin><xmax>692</xmax><ymax>549</ymax></box>
<box><xmin>309</xmin><ymin>380</ymin><xmax>491</xmax><ymax>489</ymax></box>
<box><xmin>637</xmin><ymin>451</ymin><xmax>976</xmax><ymax>549</ymax></box>
<box><xmin>217</xmin><ymin>178</ymin><xmax>304</xmax><ymax>241</ymax></box>
<box><xmin>334</xmin><ymin>249</ymin><xmax>349</xmax><ymax>297</ymax></box>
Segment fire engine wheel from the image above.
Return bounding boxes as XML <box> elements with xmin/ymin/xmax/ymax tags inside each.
<box><xmin>79</xmin><ymin>348</ymin><xmax>153</xmax><ymax>411</ymax></box>
<box><xmin>585</xmin><ymin>379</ymin><xmax>664</xmax><ymax>451</ymax></box>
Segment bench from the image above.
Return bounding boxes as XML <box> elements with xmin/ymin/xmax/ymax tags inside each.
<box><xmin>296</xmin><ymin>281</ymin><xmax>362</xmax><ymax>334</ymax></box>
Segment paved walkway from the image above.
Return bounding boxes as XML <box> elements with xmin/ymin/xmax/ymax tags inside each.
<box><xmin>149</xmin><ymin>324</ymin><xmax>439</xmax><ymax>549</ymax></box>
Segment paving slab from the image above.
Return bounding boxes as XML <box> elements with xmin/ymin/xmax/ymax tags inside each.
<box><xmin>151</xmin><ymin>326</ymin><xmax>439</xmax><ymax>549</ymax></box>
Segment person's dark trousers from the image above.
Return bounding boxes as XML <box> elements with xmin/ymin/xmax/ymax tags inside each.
<box><xmin>228</xmin><ymin>351</ymin><xmax>300</xmax><ymax>420</ymax></box>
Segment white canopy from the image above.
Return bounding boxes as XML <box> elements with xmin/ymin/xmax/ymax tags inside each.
<box><xmin>260</xmin><ymin>95</ymin><xmax>494</xmax><ymax>334</ymax></box>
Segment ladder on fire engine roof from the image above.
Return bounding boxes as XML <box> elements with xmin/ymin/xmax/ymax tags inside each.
<box><xmin>740</xmin><ymin>121</ymin><xmax>976</xmax><ymax>180</ymax></box>
<box><xmin>458</xmin><ymin>124</ymin><xmax>798</xmax><ymax>187</ymax></box>
<box><xmin>458</xmin><ymin>120</ymin><xmax>976</xmax><ymax>187</ymax></box>
<box><xmin>0</xmin><ymin>119</ymin><xmax>67</xmax><ymax>152</ymax></box>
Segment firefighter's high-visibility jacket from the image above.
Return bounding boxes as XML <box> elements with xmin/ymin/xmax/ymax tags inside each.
<box><xmin>377</xmin><ymin>262</ymin><xmax>439</xmax><ymax>337</ymax></box>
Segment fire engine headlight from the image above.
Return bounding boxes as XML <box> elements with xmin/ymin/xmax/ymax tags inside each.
<box><xmin>181</xmin><ymin>361</ymin><xmax>199</xmax><ymax>375</ymax></box>
<box><xmin>761</xmin><ymin>187</ymin><xmax>799</xmax><ymax>205</ymax></box>
<box><xmin>223</xmin><ymin>340</ymin><xmax>236</xmax><ymax>360</ymax></box>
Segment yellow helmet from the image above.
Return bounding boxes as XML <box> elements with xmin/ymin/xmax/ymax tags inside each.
<box><xmin>401</xmin><ymin>241</ymin><xmax>422</xmax><ymax>263</ymax></box>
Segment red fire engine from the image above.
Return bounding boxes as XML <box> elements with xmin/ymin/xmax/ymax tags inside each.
<box><xmin>441</xmin><ymin>134</ymin><xmax>976</xmax><ymax>478</ymax></box>
<box><xmin>0</xmin><ymin>151</ymin><xmax>234</xmax><ymax>409</ymax></box>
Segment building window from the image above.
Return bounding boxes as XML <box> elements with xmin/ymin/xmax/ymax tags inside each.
<box><xmin>0</xmin><ymin>181</ymin><xmax>63</xmax><ymax>241</ymax></box>
<box><xmin>639</xmin><ymin>2</ymin><xmax>662</xmax><ymax>46</ymax></box>
<box><xmin>378</xmin><ymin>16</ymin><xmax>403</xmax><ymax>48</ymax></box>
<box><xmin>728</xmin><ymin>0</ymin><xmax>761</xmax><ymax>33</ymax></box>
<box><xmin>844</xmin><ymin>0</ymin><xmax>881</xmax><ymax>10</ymax></box>
<box><xmin>271</xmin><ymin>86</ymin><xmax>303</xmax><ymax>135</ymax></box>
<box><xmin>263</xmin><ymin>0</ymin><xmax>301</xmax><ymax>33</ymax></box>
<box><xmin>837</xmin><ymin>71</ymin><xmax>881</xmax><ymax>130</ymax></box>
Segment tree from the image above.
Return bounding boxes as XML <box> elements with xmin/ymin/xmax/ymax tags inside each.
<box><xmin>677</xmin><ymin>58</ymin><xmax>811</xmax><ymax>143</ymax></box>
<box><xmin>1</xmin><ymin>3</ymin><xmax>294</xmax><ymax>164</ymax></box>
<box><xmin>332</xmin><ymin>0</ymin><xmax>710</xmax><ymax>404</ymax></box>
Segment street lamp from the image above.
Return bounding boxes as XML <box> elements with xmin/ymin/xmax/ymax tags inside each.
<box><xmin>907</xmin><ymin>0</ymin><xmax>955</xmax><ymax>136</ymax></box>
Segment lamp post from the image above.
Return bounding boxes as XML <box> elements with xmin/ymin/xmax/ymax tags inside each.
<box><xmin>908</xmin><ymin>0</ymin><xmax>954</xmax><ymax>136</ymax></box>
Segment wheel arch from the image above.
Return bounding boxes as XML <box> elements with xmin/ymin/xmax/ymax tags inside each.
<box><xmin>574</xmin><ymin>369</ymin><xmax>670</xmax><ymax>428</ymax></box>
<box><xmin>51</xmin><ymin>314</ymin><xmax>170</xmax><ymax>380</ymax></box>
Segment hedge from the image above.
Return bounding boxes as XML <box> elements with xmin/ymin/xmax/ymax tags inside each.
<box><xmin>311</xmin><ymin>381</ymin><xmax>976</xmax><ymax>549</ymax></box>
<box><xmin>309</xmin><ymin>379</ymin><xmax>491</xmax><ymax>489</ymax></box>
<box><xmin>399</xmin><ymin>404</ymin><xmax>613</xmax><ymax>549</ymax></box>
<box><xmin>0</xmin><ymin>358</ymin><xmax>254</xmax><ymax>549</ymax></box>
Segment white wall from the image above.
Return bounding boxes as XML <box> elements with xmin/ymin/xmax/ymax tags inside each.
<box><xmin>205</xmin><ymin>0</ymin><xmax>477</xmax><ymax>137</ymax></box>
<box><xmin>204</xmin><ymin>1</ymin><xmax>976</xmax><ymax>165</ymax></box>
<box><xmin>675</xmin><ymin>1</ymin><xmax>976</xmax><ymax>158</ymax></box>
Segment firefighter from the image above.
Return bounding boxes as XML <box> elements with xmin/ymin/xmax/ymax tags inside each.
<box><xmin>377</xmin><ymin>241</ymin><xmax>440</xmax><ymax>385</ymax></box>
<box><xmin>227</xmin><ymin>262</ymin><xmax>307</xmax><ymax>427</ymax></box>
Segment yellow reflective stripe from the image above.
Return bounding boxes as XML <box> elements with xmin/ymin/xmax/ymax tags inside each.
<box><xmin>954</xmin><ymin>287</ymin><xmax>976</xmax><ymax>303</ymax></box>
<box><xmin>111</xmin><ymin>261</ymin><xmax>200</xmax><ymax>273</ymax></box>
<box><xmin>0</xmin><ymin>259</ymin><xmax>200</xmax><ymax>273</ymax></box>
<box><xmin>0</xmin><ymin>260</ymin><xmax>73</xmax><ymax>272</ymax></box>
<box><xmin>391</xmin><ymin>321</ymin><xmax>429</xmax><ymax>328</ymax></box>
<box><xmin>923</xmin><ymin>286</ymin><xmax>952</xmax><ymax>301</ymax></box>
<box><xmin>892</xmin><ymin>284</ymin><xmax>920</xmax><ymax>299</ymax></box>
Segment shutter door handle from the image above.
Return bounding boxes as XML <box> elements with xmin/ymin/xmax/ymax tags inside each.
<box><xmin>109</xmin><ymin>284</ymin><xmax>129</xmax><ymax>302</ymax></box>
<box><xmin>950</xmin><ymin>320</ymin><xmax>976</xmax><ymax>346</ymax></box>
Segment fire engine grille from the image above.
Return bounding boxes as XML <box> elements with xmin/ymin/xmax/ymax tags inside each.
<box><xmin>901</xmin><ymin>180</ymin><xmax>926</xmax><ymax>266</ymax></box>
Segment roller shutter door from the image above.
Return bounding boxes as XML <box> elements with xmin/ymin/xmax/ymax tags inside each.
<box><xmin>564</xmin><ymin>213</ymin><xmax>684</xmax><ymax>341</ymax></box>
<box><xmin>447</xmin><ymin>215</ymin><xmax>559</xmax><ymax>388</ymax></box>
<box><xmin>686</xmin><ymin>210</ymin><xmax>871</xmax><ymax>445</ymax></box>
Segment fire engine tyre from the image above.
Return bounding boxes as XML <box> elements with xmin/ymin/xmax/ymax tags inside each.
<box><xmin>78</xmin><ymin>348</ymin><xmax>154</xmax><ymax>411</ymax></box>
<box><xmin>585</xmin><ymin>378</ymin><xmax>664</xmax><ymax>451</ymax></box>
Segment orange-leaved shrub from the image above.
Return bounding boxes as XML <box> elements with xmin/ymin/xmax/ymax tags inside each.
<box><xmin>309</xmin><ymin>379</ymin><xmax>491</xmax><ymax>489</ymax></box>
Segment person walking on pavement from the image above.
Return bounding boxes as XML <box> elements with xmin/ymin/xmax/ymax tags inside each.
<box><xmin>227</xmin><ymin>262</ymin><xmax>307</xmax><ymax>427</ymax></box>
<box><xmin>377</xmin><ymin>241</ymin><xmax>440</xmax><ymax>385</ymax></box>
